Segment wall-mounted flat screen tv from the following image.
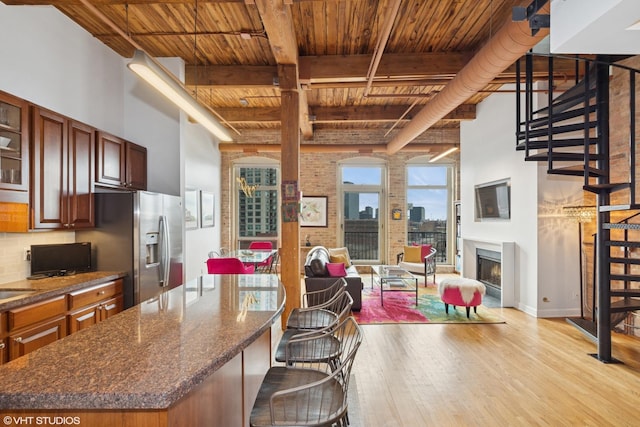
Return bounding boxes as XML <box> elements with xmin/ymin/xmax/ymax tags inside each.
<box><xmin>30</xmin><ymin>242</ymin><xmax>92</xmax><ymax>276</ymax></box>
<box><xmin>474</xmin><ymin>178</ymin><xmax>511</xmax><ymax>221</ymax></box>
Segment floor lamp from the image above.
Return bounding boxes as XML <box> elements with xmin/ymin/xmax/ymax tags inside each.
<box><xmin>563</xmin><ymin>205</ymin><xmax>596</xmax><ymax>318</ymax></box>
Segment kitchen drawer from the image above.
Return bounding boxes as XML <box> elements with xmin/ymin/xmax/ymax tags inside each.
<box><xmin>67</xmin><ymin>279</ymin><xmax>123</xmax><ymax>310</ymax></box>
<box><xmin>8</xmin><ymin>296</ymin><xmax>66</xmax><ymax>331</ymax></box>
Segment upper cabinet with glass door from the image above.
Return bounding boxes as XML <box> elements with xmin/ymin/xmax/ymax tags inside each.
<box><xmin>0</xmin><ymin>90</ymin><xmax>28</xmax><ymax>193</ymax></box>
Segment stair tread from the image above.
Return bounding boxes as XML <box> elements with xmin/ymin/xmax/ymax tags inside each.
<box><xmin>515</xmin><ymin>138</ymin><xmax>599</xmax><ymax>150</ymax></box>
<box><xmin>600</xmin><ymin>204</ymin><xmax>640</xmax><ymax>212</ymax></box>
<box><xmin>566</xmin><ymin>317</ymin><xmax>597</xmax><ymax>342</ymax></box>
<box><xmin>604</xmin><ymin>222</ymin><xmax>640</xmax><ymax>230</ymax></box>
<box><xmin>525</xmin><ymin>152</ymin><xmax>602</xmax><ymax>162</ymax></box>
<box><xmin>528</xmin><ymin>104</ymin><xmax>598</xmax><ymax>129</ymax></box>
<box><xmin>583</xmin><ymin>183</ymin><xmax>631</xmax><ymax>194</ymax></box>
<box><xmin>607</xmin><ymin>242</ymin><xmax>640</xmax><ymax>248</ymax></box>
<box><xmin>609</xmin><ymin>257</ymin><xmax>640</xmax><ymax>264</ymax></box>
<box><xmin>548</xmin><ymin>165</ymin><xmax>606</xmax><ymax>177</ymax></box>
<box><xmin>610</xmin><ymin>288</ymin><xmax>640</xmax><ymax>296</ymax></box>
<box><xmin>518</xmin><ymin>121</ymin><xmax>597</xmax><ymax>140</ymax></box>
<box><xmin>610</xmin><ymin>298</ymin><xmax>640</xmax><ymax>313</ymax></box>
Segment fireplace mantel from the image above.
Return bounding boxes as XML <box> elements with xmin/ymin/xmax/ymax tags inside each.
<box><xmin>461</xmin><ymin>238</ymin><xmax>515</xmax><ymax>307</ymax></box>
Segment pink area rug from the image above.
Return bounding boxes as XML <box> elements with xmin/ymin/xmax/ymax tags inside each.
<box><xmin>352</xmin><ymin>282</ymin><xmax>504</xmax><ymax>325</ymax></box>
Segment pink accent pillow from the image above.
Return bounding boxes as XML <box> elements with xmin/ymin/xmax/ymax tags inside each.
<box><xmin>420</xmin><ymin>244</ymin><xmax>432</xmax><ymax>260</ymax></box>
<box><xmin>326</xmin><ymin>262</ymin><xmax>347</xmax><ymax>277</ymax></box>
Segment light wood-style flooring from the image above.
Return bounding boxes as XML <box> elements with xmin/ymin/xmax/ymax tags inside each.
<box><xmin>347</xmin><ymin>306</ymin><xmax>640</xmax><ymax>426</ymax></box>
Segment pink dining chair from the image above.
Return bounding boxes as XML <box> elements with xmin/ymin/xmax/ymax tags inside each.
<box><xmin>247</xmin><ymin>241</ymin><xmax>274</xmax><ymax>272</ymax></box>
<box><xmin>248</xmin><ymin>241</ymin><xmax>273</xmax><ymax>250</ymax></box>
<box><xmin>206</xmin><ymin>257</ymin><xmax>255</xmax><ymax>274</ymax></box>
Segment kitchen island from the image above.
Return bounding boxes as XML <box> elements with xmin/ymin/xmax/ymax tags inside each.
<box><xmin>0</xmin><ymin>273</ymin><xmax>285</xmax><ymax>427</ymax></box>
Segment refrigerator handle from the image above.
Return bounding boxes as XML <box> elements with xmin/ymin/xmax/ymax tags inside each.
<box><xmin>159</xmin><ymin>215</ymin><xmax>171</xmax><ymax>287</ymax></box>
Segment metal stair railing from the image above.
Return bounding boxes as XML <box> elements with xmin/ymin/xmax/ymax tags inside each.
<box><xmin>516</xmin><ymin>53</ymin><xmax>640</xmax><ymax>362</ymax></box>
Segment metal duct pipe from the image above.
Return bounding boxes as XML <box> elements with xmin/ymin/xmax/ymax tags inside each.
<box><xmin>386</xmin><ymin>4</ymin><xmax>551</xmax><ymax>154</ymax></box>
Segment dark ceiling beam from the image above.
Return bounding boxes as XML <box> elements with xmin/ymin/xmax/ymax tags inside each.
<box><xmin>184</xmin><ymin>54</ymin><xmax>579</xmax><ymax>87</ymax></box>
<box><xmin>210</xmin><ymin>104</ymin><xmax>475</xmax><ymax>123</ymax></box>
<box><xmin>218</xmin><ymin>143</ymin><xmax>458</xmax><ymax>154</ymax></box>
<box><xmin>253</xmin><ymin>0</ymin><xmax>312</xmax><ymax>138</ymax></box>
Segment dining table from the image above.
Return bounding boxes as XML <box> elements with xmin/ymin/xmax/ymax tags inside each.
<box><xmin>229</xmin><ymin>248</ymin><xmax>276</xmax><ymax>270</ymax></box>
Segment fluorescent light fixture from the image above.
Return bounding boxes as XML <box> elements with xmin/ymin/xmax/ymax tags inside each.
<box><xmin>429</xmin><ymin>146</ymin><xmax>458</xmax><ymax>163</ymax></box>
<box><xmin>128</xmin><ymin>49</ymin><xmax>233</xmax><ymax>142</ymax></box>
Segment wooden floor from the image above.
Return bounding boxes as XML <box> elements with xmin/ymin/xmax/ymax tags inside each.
<box><xmin>347</xmin><ymin>307</ymin><xmax>640</xmax><ymax>426</ymax></box>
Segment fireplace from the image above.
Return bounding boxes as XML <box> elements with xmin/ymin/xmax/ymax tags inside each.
<box><xmin>476</xmin><ymin>249</ymin><xmax>501</xmax><ymax>299</ymax></box>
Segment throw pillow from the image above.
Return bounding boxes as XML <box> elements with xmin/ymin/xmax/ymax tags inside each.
<box><xmin>403</xmin><ymin>245</ymin><xmax>422</xmax><ymax>263</ymax></box>
<box><xmin>419</xmin><ymin>244</ymin><xmax>433</xmax><ymax>260</ymax></box>
<box><xmin>330</xmin><ymin>253</ymin><xmax>349</xmax><ymax>267</ymax></box>
<box><xmin>329</xmin><ymin>247</ymin><xmax>352</xmax><ymax>267</ymax></box>
<box><xmin>326</xmin><ymin>262</ymin><xmax>347</xmax><ymax>277</ymax></box>
<box><xmin>310</xmin><ymin>258</ymin><xmax>328</xmax><ymax>277</ymax></box>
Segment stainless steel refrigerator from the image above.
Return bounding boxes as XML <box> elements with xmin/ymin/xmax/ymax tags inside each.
<box><xmin>77</xmin><ymin>191</ymin><xmax>184</xmax><ymax>308</ymax></box>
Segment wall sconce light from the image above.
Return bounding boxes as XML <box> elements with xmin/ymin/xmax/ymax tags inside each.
<box><xmin>429</xmin><ymin>146</ymin><xmax>459</xmax><ymax>163</ymax></box>
<box><xmin>563</xmin><ymin>206</ymin><xmax>596</xmax><ymax>223</ymax></box>
<box><xmin>237</xmin><ymin>177</ymin><xmax>258</xmax><ymax>198</ymax></box>
<box><xmin>127</xmin><ymin>49</ymin><xmax>233</xmax><ymax>142</ymax></box>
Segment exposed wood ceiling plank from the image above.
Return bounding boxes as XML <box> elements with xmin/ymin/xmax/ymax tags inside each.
<box><xmin>3</xmin><ymin>0</ymin><xmax>556</xmax><ymax>134</ymax></box>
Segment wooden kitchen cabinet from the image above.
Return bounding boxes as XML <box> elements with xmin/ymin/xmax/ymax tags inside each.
<box><xmin>31</xmin><ymin>106</ymin><xmax>95</xmax><ymax>230</ymax></box>
<box><xmin>96</xmin><ymin>131</ymin><xmax>147</xmax><ymax>190</ymax></box>
<box><xmin>0</xmin><ymin>90</ymin><xmax>29</xmax><ymax>194</ymax></box>
<box><xmin>67</xmin><ymin>279</ymin><xmax>123</xmax><ymax>333</ymax></box>
<box><xmin>0</xmin><ymin>337</ymin><xmax>7</xmax><ymax>365</ymax></box>
<box><xmin>1</xmin><ymin>312</ymin><xmax>7</xmax><ymax>365</ymax></box>
<box><xmin>7</xmin><ymin>295</ymin><xmax>67</xmax><ymax>361</ymax></box>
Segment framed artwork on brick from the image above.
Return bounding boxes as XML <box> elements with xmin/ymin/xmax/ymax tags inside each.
<box><xmin>300</xmin><ymin>196</ymin><xmax>328</xmax><ymax>227</ymax></box>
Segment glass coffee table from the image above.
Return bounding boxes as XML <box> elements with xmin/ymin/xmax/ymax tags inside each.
<box><xmin>371</xmin><ymin>265</ymin><xmax>418</xmax><ymax>306</ymax></box>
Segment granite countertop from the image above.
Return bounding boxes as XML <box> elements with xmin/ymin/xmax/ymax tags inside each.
<box><xmin>0</xmin><ymin>271</ymin><xmax>128</xmax><ymax>311</ymax></box>
<box><xmin>0</xmin><ymin>273</ymin><xmax>285</xmax><ymax>410</ymax></box>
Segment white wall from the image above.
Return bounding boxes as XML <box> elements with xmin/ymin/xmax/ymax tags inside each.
<box><xmin>183</xmin><ymin>123</ymin><xmax>221</xmax><ymax>281</ymax></box>
<box><xmin>0</xmin><ymin>4</ymin><xmax>124</xmax><ymax>135</ymax></box>
<box><xmin>460</xmin><ymin>85</ymin><xmax>583</xmax><ymax>317</ymax></box>
<box><xmin>551</xmin><ymin>0</ymin><xmax>640</xmax><ymax>54</ymax></box>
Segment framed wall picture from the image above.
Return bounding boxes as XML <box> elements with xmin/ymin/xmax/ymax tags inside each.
<box><xmin>200</xmin><ymin>191</ymin><xmax>215</xmax><ymax>228</ymax></box>
<box><xmin>300</xmin><ymin>196</ymin><xmax>328</xmax><ymax>227</ymax></box>
<box><xmin>185</xmin><ymin>189</ymin><xmax>199</xmax><ymax>229</ymax></box>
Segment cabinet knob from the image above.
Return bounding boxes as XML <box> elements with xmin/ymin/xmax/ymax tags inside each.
<box><xmin>98</xmin><ymin>290</ymin><xmax>105</xmax><ymax>295</ymax></box>
<box><xmin>0</xmin><ymin>342</ymin><xmax>5</xmax><ymax>349</ymax></box>
<box><xmin>14</xmin><ymin>337</ymin><xmax>22</xmax><ymax>343</ymax></box>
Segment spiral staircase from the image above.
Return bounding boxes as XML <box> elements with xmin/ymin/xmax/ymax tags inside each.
<box><xmin>515</xmin><ymin>53</ymin><xmax>640</xmax><ymax>362</ymax></box>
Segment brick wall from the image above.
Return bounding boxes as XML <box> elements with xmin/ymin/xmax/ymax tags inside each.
<box><xmin>220</xmin><ymin>127</ymin><xmax>460</xmax><ymax>265</ymax></box>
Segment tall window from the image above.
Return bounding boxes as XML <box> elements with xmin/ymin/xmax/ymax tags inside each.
<box><xmin>235</xmin><ymin>165</ymin><xmax>279</xmax><ymax>248</ymax></box>
<box><xmin>406</xmin><ymin>164</ymin><xmax>452</xmax><ymax>264</ymax></box>
<box><xmin>340</xmin><ymin>163</ymin><xmax>386</xmax><ymax>263</ymax></box>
